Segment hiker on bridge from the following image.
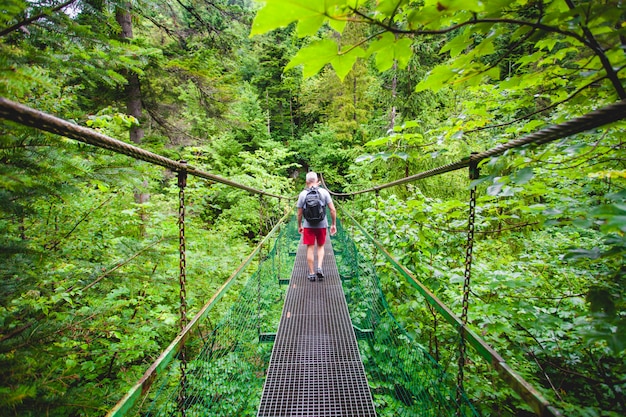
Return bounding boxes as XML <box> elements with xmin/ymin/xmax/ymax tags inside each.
<box><xmin>296</xmin><ymin>171</ymin><xmax>337</xmax><ymax>281</ymax></box>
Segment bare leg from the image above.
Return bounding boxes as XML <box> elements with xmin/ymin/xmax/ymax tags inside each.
<box><xmin>316</xmin><ymin>243</ymin><xmax>325</xmax><ymax>270</ymax></box>
<box><xmin>307</xmin><ymin>244</ymin><xmax>315</xmax><ymax>274</ymax></box>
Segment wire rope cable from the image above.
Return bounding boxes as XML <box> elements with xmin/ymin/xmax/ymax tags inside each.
<box><xmin>323</xmin><ymin>99</ymin><xmax>626</xmax><ymax>196</ymax></box>
<box><xmin>0</xmin><ymin>97</ymin><xmax>291</xmax><ymax>200</ymax></box>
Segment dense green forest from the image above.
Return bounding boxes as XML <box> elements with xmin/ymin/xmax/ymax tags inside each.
<box><xmin>1</xmin><ymin>0</ymin><xmax>625</xmax><ymax>416</ymax></box>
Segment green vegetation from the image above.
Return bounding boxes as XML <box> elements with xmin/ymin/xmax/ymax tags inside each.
<box><xmin>1</xmin><ymin>0</ymin><xmax>624</xmax><ymax>416</ymax></box>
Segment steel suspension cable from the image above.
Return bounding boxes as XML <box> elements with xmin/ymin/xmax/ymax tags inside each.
<box><xmin>324</xmin><ymin>99</ymin><xmax>626</xmax><ymax>197</ymax></box>
<box><xmin>0</xmin><ymin>97</ymin><xmax>289</xmax><ymax>200</ymax></box>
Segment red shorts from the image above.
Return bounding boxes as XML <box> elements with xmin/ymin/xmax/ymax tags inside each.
<box><xmin>302</xmin><ymin>227</ymin><xmax>327</xmax><ymax>246</ymax></box>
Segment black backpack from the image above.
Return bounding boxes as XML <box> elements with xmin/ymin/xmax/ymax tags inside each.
<box><xmin>302</xmin><ymin>187</ymin><xmax>326</xmax><ymax>224</ymax></box>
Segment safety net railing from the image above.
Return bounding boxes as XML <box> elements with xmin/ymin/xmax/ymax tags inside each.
<box><xmin>333</xmin><ymin>216</ymin><xmax>479</xmax><ymax>417</ymax></box>
<box><xmin>335</xmin><ymin>207</ymin><xmax>561</xmax><ymax>417</ymax></box>
<box><xmin>108</xmin><ymin>212</ymin><xmax>300</xmax><ymax>416</ymax></box>
<box><xmin>116</xmin><ymin>213</ymin><xmax>485</xmax><ymax>417</ymax></box>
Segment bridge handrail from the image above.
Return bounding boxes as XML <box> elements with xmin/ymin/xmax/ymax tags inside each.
<box><xmin>0</xmin><ymin>97</ymin><xmax>291</xmax><ymax>200</ymax></box>
<box><xmin>326</xmin><ymin>99</ymin><xmax>626</xmax><ymax>196</ymax></box>
<box><xmin>105</xmin><ymin>208</ymin><xmax>293</xmax><ymax>417</ymax></box>
<box><xmin>339</xmin><ymin>206</ymin><xmax>562</xmax><ymax>417</ymax></box>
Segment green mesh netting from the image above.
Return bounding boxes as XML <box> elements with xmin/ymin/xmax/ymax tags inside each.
<box><xmin>137</xmin><ymin>217</ymin><xmax>299</xmax><ymax>417</ymax></box>
<box><xmin>133</xmin><ymin>215</ymin><xmax>478</xmax><ymax>416</ymax></box>
<box><xmin>334</xmin><ymin>217</ymin><xmax>479</xmax><ymax>417</ymax></box>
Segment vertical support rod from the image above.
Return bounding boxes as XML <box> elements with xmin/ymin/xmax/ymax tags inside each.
<box><xmin>257</xmin><ymin>195</ymin><xmax>264</xmax><ymax>336</ymax></box>
<box><xmin>372</xmin><ymin>191</ymin><xmax>380</xmax><ymax>266</ymax></box>
<box><xmin>177</xmin><ymin>162</ymin><xmax>188</xmax><ymax>417</ymax></box>
<box><xmin>276</xmin><ymin>198</ymin><xmax>282</xmax><ymax>283</ymax></box>
<box><xmin>457</xmin><ymin>155</ymin><xmax>479</xmax><ymax>412</ymax></box>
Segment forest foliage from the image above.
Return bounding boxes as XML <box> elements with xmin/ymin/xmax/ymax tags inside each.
<box><xmin>1</xmin><ymin>0</ymin><xmax>625</xmax><ymax>416</ymax></box>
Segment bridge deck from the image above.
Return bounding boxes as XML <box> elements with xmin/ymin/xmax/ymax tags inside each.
<box><xmin>257</xmin><ymin>237</ymin><xmax>377</xmax><ymax>417</ymax></box>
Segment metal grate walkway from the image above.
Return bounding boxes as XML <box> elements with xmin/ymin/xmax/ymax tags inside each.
<box><xmin>257</xmin><ymin>237</ymin><xmax>377</xmax><ymax>417</ymax></box>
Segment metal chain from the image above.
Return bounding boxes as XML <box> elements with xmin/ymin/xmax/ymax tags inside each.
<box><xmin>276</xmin><ymin>200</ymin><xmax>281</xmax><ymax>283</ymax></box>
<box><xmin>457</xmin><ymin>158</ymin><xmax>479</xmax><ymax>413</ymax></box>
<box><xmin>373</xmin><ymin>191</ymin><xmax>380</xmax><ymax>265</ymax></box>
<box><xmin>257</xmin><ymin>195</ymin><xmax>264</xmax><ymax>337</ymax></box>
<box><xmin>177</xmin><ymin>164</ymin><xmax>188</xmax><ymax>417</ymax></box>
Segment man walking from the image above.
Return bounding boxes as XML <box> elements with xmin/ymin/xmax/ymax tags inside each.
<box><xmin>296</xmin><ymin>172</ymin><xmax>337</xmax><ymax>281</ymax></box>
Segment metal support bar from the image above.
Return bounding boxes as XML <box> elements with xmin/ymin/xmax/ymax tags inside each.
<box><xmin>257</xmin><ymin>195</ymin><xmax>264</xmax><ymax>337</ymax></box>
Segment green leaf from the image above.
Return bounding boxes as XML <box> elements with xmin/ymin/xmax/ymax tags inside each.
<box><xmin>286</xmin><ymin>38</ymin><xmax>365</xmax><ymax>80</ymax></box>
<box><xmin>604</xmin><ymin>216</ymin><xmax>626</xmax><ymax>233</ymax></box>
<box><xmin>415</xmin><ymin>65</ymin><xmax>455</xmax><ymax>92</ymax></box>
<box><xmin>536</xmin><ymin>38</ymin><xmax>559</xmax><ymax>52</ymax></box>
<box><xmin>469</xmin><ymin>175</ymin><xmax>493</xmax><ymax>188</ymax></box>
<box><xmin>512</xmin><ymin>167</ymin><xmax>534</xmax><ymax>185</ymax></box>
<box><xmin>374</xmin><ymin>45</ymin><xmax>396</xmax><ymax>72</ymax></box>
<box><xmin>497</xmin><ymin>186</ymin><xmax>514</xmax><ymax>196</ymax></box>
<box><xmin>250</xmin><ymin>0</ymin><xmax>324</xmax><ymax>36</ymax></box>
<box><xmin>394</xmin><ymin>38</ymin><xmax>414</xmax><ymax>70</ymax></box>
<box><xmin>355</xmin><ymin>154</ymin><xmax>373</xmax><ymax>163</ymax></box>
<box><xmin>251</xmin><ymin>0</ymin><xmax>347</xmax><ymax>36</ymax></box>
<box><xmin>473</xmin><ymin>36</ymin><xmax>495</xmax><ymax>56</ymax></box>
<box><xmin>487</xmin><ymin>182</ymin><xmax>504</xmax><ymax>196</ymax></box>
<box><xmin>440</xmin><ymin>29</ymin><xmax>472</xmax><ymax>58</ymax></box>
<box><xmin>365</xmin><ymin>137</ymin><xmax>391</xmax><ymax>147</ymax></box>
<box><xmin>607</xmin><ymin>189</ymin><xmax>626</xmax><ymax>201</ymax></box>
<box><xmin>332</xmin><ymin>46</ymin><xmax>366</xmax><ymax>80</ymax></box>
<box><xmin>564</xmin><ymin>247</ymin><xmax>602</xmax><ymax>260</ymax></box>
<box><xmin>376</xmin><ymin>0</ymin><xmax>409</xmax><ymax>16</ymax></box>
<box><xmin>296</xmin><ymin>14</ymin><xmax>326</xmax><ymax>37</ymax></box>
<box><xmin>586</xmin><ymin>288</ymin><xmax>615</xmax><ymax>316</ymax></box>
<box><xmin>328</xmin><ymin>18</ymin><xmax>347</xmax><ymax>34</ymax></box>
<box><xmin>367</xmin><ymin>33</ymin><xmax>414</xmax><ymax>71</ymax></box>
<box><xmin>285</xmin><ymin>39</ymin><xmax>337</xmax><ymax>77</ymax></box>
<box><xmin>590</xmin><ymin>203</ymin><xmax>626</xmax><ymax>217</ymax></box>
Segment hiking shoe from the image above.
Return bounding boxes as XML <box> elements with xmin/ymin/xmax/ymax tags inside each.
<box><xmin>316</xmin><ymin>267</ymin><xmax>324</xmax><ymax>280</ymax></box>
<box><xmin>307</xmin><ymin>273</ymin><xmax>317</xmax><ymax>282</ymax></box>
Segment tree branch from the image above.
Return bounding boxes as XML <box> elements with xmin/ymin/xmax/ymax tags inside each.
<box><xmin>528</xmin><ymin>348</ymin><xmax>565</xmax><ymax>401</ymax></box>
<box><xmin>45</xmin><ymin>194</ymin><xmax>116</xmax><ymax>251</ymax></box>
<box><xmin>346</xmin><ymin>8</ymin><xmax>592</xmax><ymax>49</ymax></box>
<box><xmin>420</xmin><ymin>221</ymin><xmax>540</xmax><ymax>235</ymax></box>
<box><xmin>80</xmin><ymin>237</ymin><xmax>166</xmax><ymax>291</ymax></box>
<box><xmin>563</xmin><ymin>0</ymin><xmax>626</xmax><ymax>99</ymax></box>
<box><xmin>0</xmin><ymin>0</ymin><xmax>78</xmax><ymax>37</ymax></box>
<box><xmin>466</xmin><ymin>75</ymin><xmax>608</xmax><ymax>134</ymax></box>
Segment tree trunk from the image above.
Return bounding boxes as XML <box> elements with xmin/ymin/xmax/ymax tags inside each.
<box><xmin>116</xmin><ymin>2</ymin><xmax>148</xmax><ymax>235</ymax></box>
<box><xmin>289</xmin><ymin>93</ymin><xmax>295</xmax><ymax>140</ymax></box>
<box><xmin>116</xmin><ymin>3</ymin><xmax>144</xmax><ymax>144</ymax></box>
<box><xmin>390</xmin><ymin>60</ymin><xmax>398</xmax><ymax>131</ymax></box>
<box><xmin>127</xmin><ymin>72</ymin><xmax>144</xmax><ymax>144</ymax></box>
<box><xmin>353</xmin><ymin>76</ymin><xmax>357</xmax><ymax>122</ymax></box>
<box><xmin>266</xmin><ymin>90</ymin><xmax>271</xmax><ymax>136</ymax></box>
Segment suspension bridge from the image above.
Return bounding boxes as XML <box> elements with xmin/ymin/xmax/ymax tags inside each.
<box><xmin>2</xmin><ymin>97</ymin><xmax>626</xmax><ymax>416</ymax></box>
